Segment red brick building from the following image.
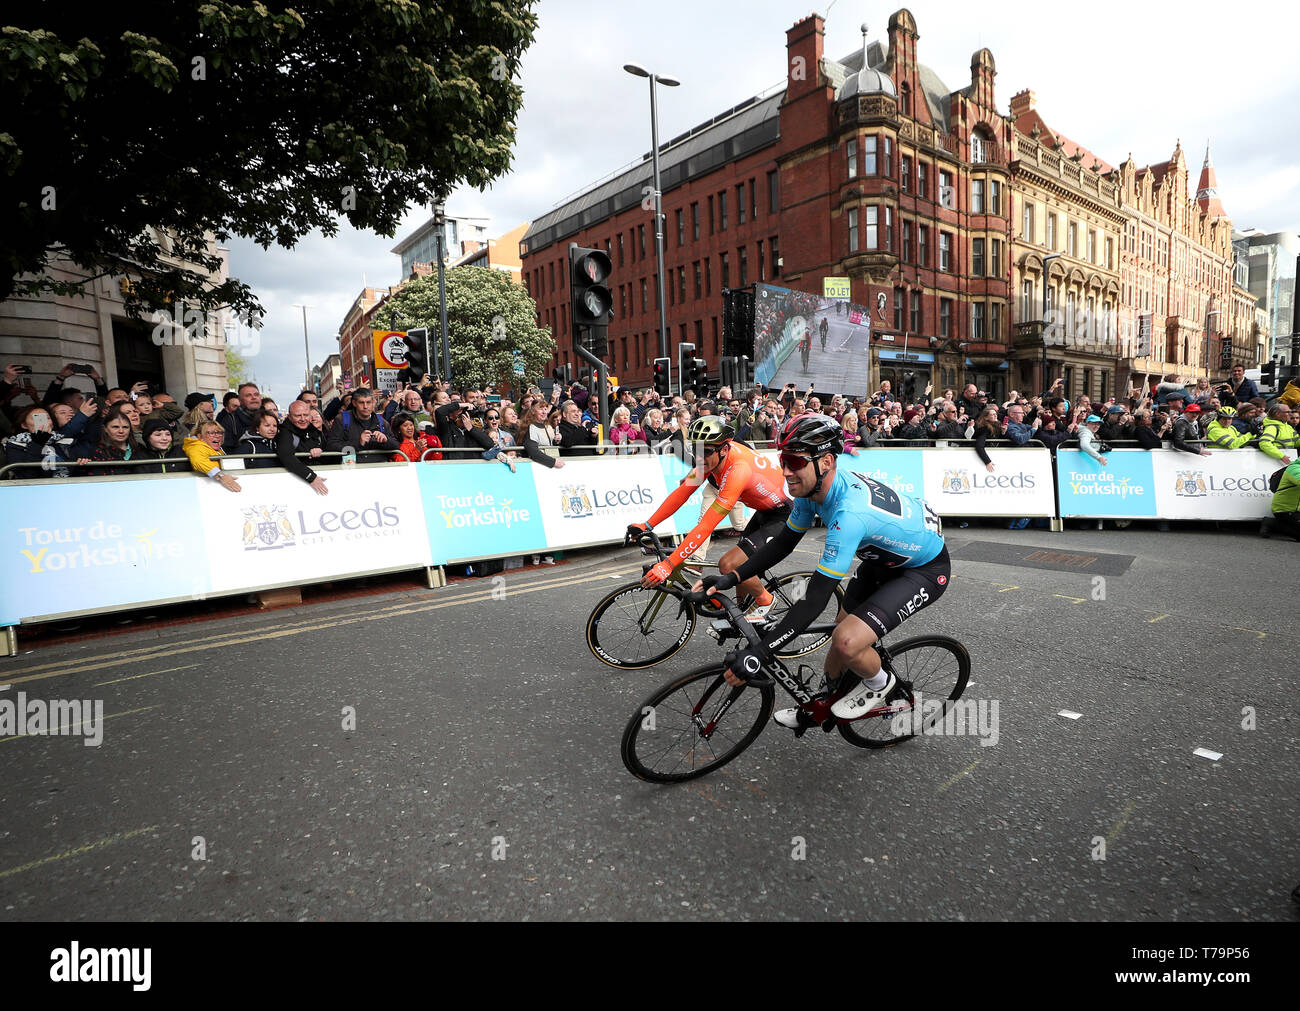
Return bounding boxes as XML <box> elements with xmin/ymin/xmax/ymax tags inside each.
<box><xmin>522</xmin><ymin>9</ymin><xmax>1015</xmax><ymax>398</ymax></box>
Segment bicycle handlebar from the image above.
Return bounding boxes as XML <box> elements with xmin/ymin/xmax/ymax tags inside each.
<box><xmin>681</xmin><ymin>587</ymin><xmax>775</xmax><ymax>685</ymax></box>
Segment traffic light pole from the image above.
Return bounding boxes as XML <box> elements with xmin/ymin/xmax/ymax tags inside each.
<box><xmin>574</xmin><ymin>341</ymin><xmax>610</xmax><ymax>436</ymax></box>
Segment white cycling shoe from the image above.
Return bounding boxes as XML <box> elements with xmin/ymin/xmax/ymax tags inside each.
<box><xmin>773</xmin><ymin>708</ymin><xmax>803</xmax><ymax>729</ymax></box>
<box><xmin>744</xmin><ymin>594</ymin><xmax>775</xmax><ymax>623</ymax></box>
<box><xmin>830</xmin><ymin>673</ymin><xmax>897</xmax><ymax>720</ymax></box>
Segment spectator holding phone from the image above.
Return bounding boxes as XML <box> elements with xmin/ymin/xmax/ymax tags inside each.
<box><xmin>326</xmin><ymin>387</ymin><xmax>394</xmax><ymax>463</ymax></box>
<box><xmin>83</xmin><ymin>404</ymin><xmax>137</xmax><ymax>475</ymax></box>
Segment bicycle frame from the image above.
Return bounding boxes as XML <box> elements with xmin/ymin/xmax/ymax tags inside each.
<box><xmin>692</xmin><ymin>603</ymin><xmax>911</xmax><ymax>738</ymax></box>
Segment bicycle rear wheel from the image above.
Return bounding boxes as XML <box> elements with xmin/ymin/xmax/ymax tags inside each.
<box><xmin>587</xmin><ymin>581</ymin><xmax>695</xmax><ymax>669</ymax></box>
<box><xmin>766</xmin><ymin>571</ymin><xmax>845</xmax><ymax>659</ymax></box>
<box><xmin>837</xmin><ymin>635</ymin><xmax>971</xmax><ymax>749</ymax></box>
<box><xmin>621</xmin><ymin>664</ymin><xmax>774</xmax><ymax>783</ymax></box>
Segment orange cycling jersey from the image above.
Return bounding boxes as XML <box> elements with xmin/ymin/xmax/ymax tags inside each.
<box><xmin>644</xmin><ymin>442</ymin><xmax>791</xmax><ymax>570</ymax></box>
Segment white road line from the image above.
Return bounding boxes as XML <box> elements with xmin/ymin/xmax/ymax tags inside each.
<box><xmin>1193</xmin><ymin>747</ymin><xmax>1223</xmax><ymax>761</ymax></box>
<box><xmin>1057</xmin><ymin>710</ymin><xmax>1083</xmax><ymax>720</ymax></box>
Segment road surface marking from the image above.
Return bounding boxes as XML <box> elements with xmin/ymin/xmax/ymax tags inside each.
<box><xmin>1147</xmin><ymin>614</ymin><xmax>1169</xmax><ymax>623</ymax></box>
<box><xmin>1053</xmin><ymin>594</ymin><xmax>1086</xmax><ymax>604</ymax></box>
<box><xmin>0</xmin><ymin>825</ymin><xmax>159</xmax><ymax>880</ymax></box>
<box><xmin>96</xmin><ymin>664</ymin><xmax>199</xmax><ymax>687</ymax></box>
<box><xmin>1107</xmin><ymin>800</ymin><xmax>1137</xmax><ymax>844</ymax></box>
<box><xmin>2</xmin><ymin>571</ymin><xmax>613</xmax><ymax>688</ymax></box>
<box><xmin>1227</xmin><ymin>627</ymin><xmax>1266</xmax><ymax>639</ymax></box>
<box><xmin>937</xmin><ymin>759</ymin><xmax>981</xmax><ymax>793</ymax></box>
<box><xmin>1193</xmin><ymin>747</ymin><xmax>1222</xmax><ymax>761</ymax></box>
<box><xmin>1057</xmin><ymin>710</ymin><xmax>1082</xmax><ymax>720</ymax></box>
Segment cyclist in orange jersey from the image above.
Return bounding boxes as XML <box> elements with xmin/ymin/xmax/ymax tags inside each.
<box><xmin>626</xmin><ymin>416</ymin><xmax>791</xmax><ymax>620</ymax></box>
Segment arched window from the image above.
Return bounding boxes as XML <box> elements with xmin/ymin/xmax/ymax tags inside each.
<box><xmin>970</xmin><ymin>129</ymin><xmax>991</xmax><ymax>164</ymax></box>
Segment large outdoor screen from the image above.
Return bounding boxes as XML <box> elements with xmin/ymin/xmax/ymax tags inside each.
<box><xmin>751</xmin><ymin>283</ymin><xmax>873</xmax><ymax>397</ymax></box>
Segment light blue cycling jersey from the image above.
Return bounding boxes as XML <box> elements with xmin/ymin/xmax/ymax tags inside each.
<box><xmin>787</xmin><ymin>468</ymin><xmax>945</xmax><ymax>577</ymax></box>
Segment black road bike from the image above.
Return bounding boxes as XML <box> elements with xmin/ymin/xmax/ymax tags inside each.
<box><xmin>586</xmin><ymin>530</ymin><xmax>844</xmax><ymax>670</ymax></box>
<box><xmin>620</xmin><ymin>588</ymin><xmax>971</xmax><ymax>783</ymax></box>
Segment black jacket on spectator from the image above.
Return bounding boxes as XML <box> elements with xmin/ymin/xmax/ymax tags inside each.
<box><xmin>1170</xmin><ymin>416</ymin><xmax>1203</xmax><ymax>455</ymax></box>
<box><xmin>1098</xmin><ymin>420</ymin><xmax>1129</xmax><ymax>442</ymax></box>
<box><xmin>236</xmin><ymin>430</ymin><xmax>280</xmax><ymax>468</ymax></box>
<box><xmin>1035</xmin><ymin>427</ymin><xmax>1071</xmax><ymax>455</ymax></box>
<box><xmin>325</xmin><ymin>409</ymin><xmax>394</xmax><ymax>462</ymax></box>
<box><xmin>1134</xmin><ymin>426</ymin><xmax>1163</xmax><ymax>450</ymax></box>
<box><xmin>559</xmin><ymin>418</ymin><xmax>599</xmax><ymax>456</ymax></box>
<box><xmin>930</xmin><ymin>420</ymin><xmax>966</xmax><ymax>440</ymax></box>
<box><xmin>135</xmin><ymin>447</ymin><xmax>191</xmax><ymax>475</ymax></box>
<box><xmin>275</xmin><ymin>422</ymin><xmax>326</xmax><ymax>484</ymax></box>
<box><xmin>220</xmin><ymin>405</ymin><xmax>256</xmax><ymax>453</ymax></box>
<box><xmin>890</xmin><ymin>423</ymin><xmax>930</xmax><ymax>446</ymax></box>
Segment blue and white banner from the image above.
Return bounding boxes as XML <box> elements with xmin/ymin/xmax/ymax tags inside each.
<box><xmin>1057</xmin><ymin>449</ymin><xmax>1276</xmax><ymax>519</ymax></box>
<box><xmin>418</xmin><ymin>460</ymin><xmax>543</xmax><ymax>564</ymax></box>
<box><xmin>1</xmin><ymin>478</ymin><xmax>208</xmax><ymax>625</ymax></box>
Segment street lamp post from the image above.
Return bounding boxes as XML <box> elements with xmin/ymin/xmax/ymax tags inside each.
<box><xmin>292</xmin><ymin>303</ymin><xmax>311</xmax><ymax>394</ymax></box>
<box><xmin>624</xmin><ymin>64</ymin><xmax>680</xmax><ymax>363</ymax></box>
<box><xmin>1040</xmin><ymin>253</ymin><xmax>1063</xmax><ymax>393</ymax></box>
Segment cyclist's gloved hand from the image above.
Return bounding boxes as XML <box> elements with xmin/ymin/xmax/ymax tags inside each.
<box><xmin>643</xmin><ymin>560</ymin><xmax>673</xmax><ymax>586</ymax></box>
<box><xmin>724</xmin><ymin>646</ymin><xmax>772</xmax><ymax>686</ymax></box>
<box><xmin>701</xmin><ymin>571</ymin><xmax>738</xmax><ymax>596</ymax></box>
<box><xmin>625</xmin><ymin>522</ymin><xmax>648</xmax><ymax>547</ymax></box>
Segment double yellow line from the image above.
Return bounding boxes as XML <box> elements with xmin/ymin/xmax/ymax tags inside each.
<box><xmin>3</xmin><ymin>566</ymin><xmax>631</xmax><ymax>689</ymax></box>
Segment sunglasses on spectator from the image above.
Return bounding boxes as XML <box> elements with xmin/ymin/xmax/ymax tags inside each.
<box><xmin>486</xmin><ymin>414</ymin><xmax>500</xmax><ymax>421</ymax></box>
<box><xmin>779</xmin><ymin>453</ymin><xmax>811</xmax><ymax>471</ymax></box>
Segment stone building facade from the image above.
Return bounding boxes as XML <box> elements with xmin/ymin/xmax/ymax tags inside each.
<box><xmin>1</xmin><ymin>230</ymin><xmax>231</xmax><ymax>402</ymax></box>
<box><xmin>1007</xmin><ymin>92</ymin><xmax>1123</xmax><ymax>403</ymax></box>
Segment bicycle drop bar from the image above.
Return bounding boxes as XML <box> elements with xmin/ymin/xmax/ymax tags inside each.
<box><xmin>682</xmin><ymin>589</ymin><xmax>776</xmax><ymax>686</ymax></box>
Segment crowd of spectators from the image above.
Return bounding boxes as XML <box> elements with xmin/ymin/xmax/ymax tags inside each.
<box><xmin>4</xmin><ymin>360</ymin><xmax>1297</xmax><ymax>530</ymax></box>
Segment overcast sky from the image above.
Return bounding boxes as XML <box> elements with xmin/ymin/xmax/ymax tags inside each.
<box><xmin>229</xmin><ymin>0</ymin><xmax>1300</xmax><ymax>399</ymax></box>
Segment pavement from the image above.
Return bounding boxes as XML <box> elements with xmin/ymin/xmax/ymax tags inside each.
<box><xmin>0</xmin><ymin>523</ymin><xmax>1296</xmax><ymax>921</ymax></box>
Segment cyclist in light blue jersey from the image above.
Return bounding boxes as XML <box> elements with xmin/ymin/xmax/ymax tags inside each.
<box><xmin>700</xmin><ymin>413</ymin><xmax>951</xmax><ymax>731</ymax></box>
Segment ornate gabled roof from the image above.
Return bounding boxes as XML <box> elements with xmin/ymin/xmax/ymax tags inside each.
<box><xmin>1196</xmin><ymin>143</ymin><xmax>1226</xmax><ymax>217</ymax></box>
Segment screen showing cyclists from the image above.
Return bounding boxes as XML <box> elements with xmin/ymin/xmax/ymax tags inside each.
<box><xmin>626</xmin><ymin>416</ymin><xmax>791</xmax><ymax>620</ymax></box>
<box><xmin>751</xmin><ymin>283</ymin><xmax>872</xmax><ymax>394</ymax></box>
<box><xmin>699</xmin><ymin>413</ymin><xmax>950</xmax><ymax>732</ymax></box>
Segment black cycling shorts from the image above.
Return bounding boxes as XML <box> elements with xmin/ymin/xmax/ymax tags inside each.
<box><xmin>841</xmin><ymin>545</ymin><xmax>951</xmax><ymax>639</ymax></box>
<box><xmin>737</xmin><ymin>503</ymin><xmax>792</xmax><ymax>556</ymax></box>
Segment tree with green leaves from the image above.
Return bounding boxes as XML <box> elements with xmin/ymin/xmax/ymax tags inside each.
<box><xmin>2</xmin><ymin>2</ymin><xmax>537</xmax><ymax>321</ymax></box>
<box><xmin>384</xmin><ymin>267</ymin><xmax>553</xmax><ymax>391</ymax></box>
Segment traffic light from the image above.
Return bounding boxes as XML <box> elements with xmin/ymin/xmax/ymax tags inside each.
<box><xmin>653</xmin><ymin>357</ymin><xmax>672</xmax><ymax>397</ymax></box>
<box><xmin>677</xmin><ymin>342</ymin><xmax>695</xmax><ymax>397</ymax></box>
<box><xmin>569</xmin><ymin>244</ymin><xmax>612</xmax><ymax>357</ymax></box>
<box><xmin>404</xmin><ymin>327</ymin><xmax>430</xmax><ymax>382</ymax></box>
<box><xmin>719</xmin><ymin>356</ymin><xmax>737</xmax><ymax>392</ymax></box>
<box><xmin>1219</xmin><ymin>338</ymin><xmax>1233</xmax><ymax>371</ymax></box>
<box><xmin>686</xmin><ymin>356</ymin><xmax>707</xmax><ymax>397</ymax></box>
<box><xmin>1261</xmin><ymin>359</ymin><xmax>1277</xmax><ymax>388</ymax></box>
<box><xmin>740</xmin><ymin>355</ymin><xmax>754</xmax><ymax>388</ymax></box>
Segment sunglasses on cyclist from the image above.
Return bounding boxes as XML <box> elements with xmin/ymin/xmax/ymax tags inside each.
<box><xmin>779</xmin><ymin>452</ymin><xmax>811</xmax><ymax>471</ymax></box>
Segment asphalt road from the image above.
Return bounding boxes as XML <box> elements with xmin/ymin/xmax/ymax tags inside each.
<box><xmin>1</xmin><ymin>524</ymin><xmax>1296</xmax><ymax>921</ymax></box>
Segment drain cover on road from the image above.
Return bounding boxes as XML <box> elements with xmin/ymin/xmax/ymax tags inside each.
<box><xmin>950</xmin><ymin>540</ymin><xmax>1135</xmax><ymax>576</ymax></box>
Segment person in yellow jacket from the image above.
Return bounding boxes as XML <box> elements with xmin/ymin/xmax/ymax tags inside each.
<box><xmin>1206</xmin><ymin>408</ymin><xmax>1255</xmax><ymax>450</ymax></box>
<box><xmin>183</xmin><ymin>420</ymin><xmax>242</xmax><ymax>492</ymax></box>
<box><xmin>1258</xmin><ymin>404</ymin><xmax>1297</xmax><ymax>465</ymax></box>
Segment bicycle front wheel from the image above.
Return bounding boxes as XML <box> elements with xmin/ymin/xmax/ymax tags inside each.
<box><xmin>587</xmin><ymin>581</ymin><xmax>695</xmax><ymax>669</ymax></box>
<box><xmin>621</xmin><ymin>664</ymin><xmax>775</xmax><ymax>783</ymax></box>
<box><xmin>837</xmin><ymin>635</ymin><xmax>971</xmax><ymax>749</ymax></box>
<box><xmin>767</xmin><ymin>571</ymin><xmax>845</xmax><ymax>659</ymax></box>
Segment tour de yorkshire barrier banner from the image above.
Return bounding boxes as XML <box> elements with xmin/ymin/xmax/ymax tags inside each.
<box><xmin>1057</xmin><ymin>448</ymin><xmax>1277</xmax><ymax>520</ymax></box>
<box><xmin>198</xmin><ymin>467</ymin><xmax>431</xmax><ymax>594</ymax></box>
<box><xmin>1</xmin><ymin>477</ymin><xmax>209</xmax><ymax>625</ymax></box>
